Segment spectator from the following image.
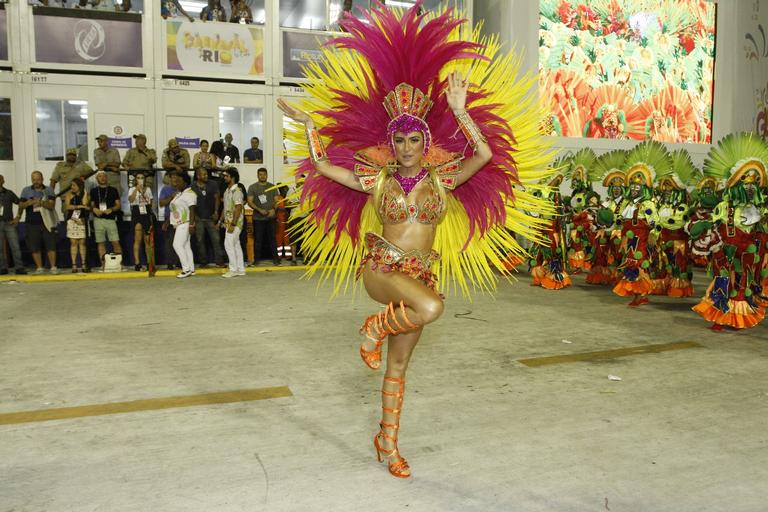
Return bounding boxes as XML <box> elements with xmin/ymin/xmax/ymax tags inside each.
<box><xmin>162</xmin><ymin>138</ymin><xmax>191</xmax><ymax>174</ymax></box>
<box><xmin>243</xmin><ymin>136</ymin><xmax>263</xmax><ymax>164</ymax></box>
<box><xmin>161</xmin><ymin>0</ymin><xmax>195</xmax><ymax>21</ymax></box>
<box><xmin>220</xmin><ymin>168</ymin><xmax>245</xmax><ymax>278</ymax></box>
<box><xmin>94</xmin><ymin>134</ymin><xmax>123</xmax><ymax>194</ymax></box>
<box><xmin>159</xmin><ymin>173</ymin><xmax>180</xmax><ymax>270</ymax></box>
<box><xmin>287</xmin><ymin>175</ymin><xmax>308</xmax><ymax>264</ymax></box>
<box><xmin>193</xmin><ymin>139</ymin><xmax>216</xmax><ymax>173</ymax></box>
<box><xmin>247</xmin><ymin>167</ymin><xmax>279</xmax><ymax>266</ymax></box>
<box><xmin>50</xmin><ymin>148</ymin><xmax>92</xmax><ymax>212</ymax></box>
<box><xmin>200</xmin><ymin>0</ymin><xmax>226</xmax><ymax>21</ymax></box>
<box><xmin>128</xmin><ymin>171</ymin><xmax>154</xmax><ymax>271</ymax></box>
<box><xmin>210</xmin><ymin>139</ymin><xmax>227</xmax><ymax>168</ymax></box>
<box><xmin>191</xmin><ymin>168</ymin><xmax>224</xmax><ymax>267</ymax></box>
<box><xmin>122</xmin><ymin>134</ymin><xmax>157</xmax><ymax>189</ymax></box>
<box><xmin>76</xmin><ymin>143</ymin><xmax>89</xmax><ymax>164</ymax></box>
<box><xmin>229</xmin><ymin>0</ymin><xmax>252</xmax><ymax>23</ymax></box>
<box><xmin>223</xmin><ymin>133</ymin><xmax>240</xmax><ymax>163</ymax></box>
<box><xmin>89</xmin><ymin>170</ymin><xmax>123</xmax><ymax>268</ymax></box>
<box><xmin>0</xmin><ymin>174</ymin><xmax>27</xmax><ymax>275</ymax></box>
<box><xmin>275</xmin><ymin>184</ymin><xmax>297</xmax><ymax>265</ymax></box>
<box><xmin>169</xmin><ymin>172</ymin><xmax>197</xmax><ymax>278</ymax></box>
<box><xmin>20</xmin><ymin>171</ymin><xmax>58</xmax><ymax>274</ymax></box>
<box><xmin>64</xmin><ymin>178</ymin><xmax>89</xmax><ymax>273</ymax></box>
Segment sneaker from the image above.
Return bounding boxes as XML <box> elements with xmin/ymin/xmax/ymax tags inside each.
<box><xmin>50</xmin><ymin>267</ymin><xmax>60</xmax><ymax>275</ymax></box>
<box><xmin>221</xmin><ymin>271</ymin><xmax>236</xmax><ymax>278</ymax></box>
<box><xmin>34</xmin><ymin>267</ymin><xmax>45</xmax><ymax>275</ymax></box>
<box><xmin>176</xmin><ymin>270</ymin><xmax>193</xmax><ymax>279</ymax></box>
<box><xmin>235</xmin><ymin>270</ymin><xmax>247</xmax><ymax>276</ymax></box>
<box><xmin>15</xmin><ymin>268</ymin><xmax>27</xmax><ymax>275</ymax></box>
<box><xmin>0</xmin><ymin>268</ymin><xmax>8</xmax><ymax>275</ymax></box>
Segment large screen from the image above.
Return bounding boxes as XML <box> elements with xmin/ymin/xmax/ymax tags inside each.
<box><xmin>539</xmin><ymin>0</ymin><xmax>716</xmax><ymax>143</ymax></box>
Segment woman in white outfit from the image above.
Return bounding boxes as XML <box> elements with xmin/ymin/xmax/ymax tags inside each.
<box><xmin>169</xmin><ymin>172</ymin><xmax>197</xmax><ymax>279</ymax></box>
<box><xmin>220</xmin><ymin>168</ymin><xmax>245</xmax><ymax>278</ymax></box>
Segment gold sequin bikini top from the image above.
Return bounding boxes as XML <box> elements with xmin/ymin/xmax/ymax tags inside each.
<box><xmin>379</xmin><ymin>174</ymin><xmax>443</xmax><ymax>225</ymax></box>
<box><xmin>352</xmin><ymin>149</ymin><xmax>463</xmax><ymax>226</ymax></box>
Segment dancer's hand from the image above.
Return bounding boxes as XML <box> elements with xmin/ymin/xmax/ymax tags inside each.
<box><xmin>277</xmin><ymin>98</ymin><xmax>312</xmax><ymax>125</ymax></box>
<box><xmin>446</xmin><ymin>70</ymin><xmax>469</xmax><ymax>113</ymax></box>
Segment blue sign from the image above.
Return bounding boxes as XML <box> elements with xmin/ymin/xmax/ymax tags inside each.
<box><xmin>176</xmin><ymin>137</ymin><xmax>200</xmax><ymax>149</ymax></box>
<box><xmin>108</xmin><ymin>137</ymin><xmax>132</xmax><ymax>149</ymax></box>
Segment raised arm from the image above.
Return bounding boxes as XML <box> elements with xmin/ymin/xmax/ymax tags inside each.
<box><xmin>445</xmin><ymin>71</ymin><xmax>492</xmax><ymax>188</ymax></box>
<box><xmin>276</xmin><ymin>98</ymin><xmax>366</xmax><ymax>193</ymax></box>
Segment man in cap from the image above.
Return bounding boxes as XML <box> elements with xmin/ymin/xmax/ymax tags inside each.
<box><xmin>94</xmin><ymin>134</ymin><xmax>123</xmax><ymax>194</ymax></box>
<box><xmin>50</xmin><ymin>148</ymin><xmax>92</xmax><ymax>213</ymax></box>
<box><xmin>122</xmin><ymin>134</ymin><xmax>157</xmax><ymax>189</ymax></box>
<box><xmin>162</xmin><ymin>138</ymin><xmax>191</xmax><ymax>174</ymax></box>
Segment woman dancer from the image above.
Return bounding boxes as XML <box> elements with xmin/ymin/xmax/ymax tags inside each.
<box><xmin>280</xmin><ymin>71</ymin><xmax>489</xmax><ymax>478</ymax></box>
<box><xmin>279</xmin><ymin>3</ymin><xmax>552</xmax><ymax>478</ymax></box>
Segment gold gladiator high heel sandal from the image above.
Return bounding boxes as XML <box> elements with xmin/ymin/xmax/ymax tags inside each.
<box><xmin>359</xmin><ymin>301</ymin><xmax>417</xmax><ymax>370</ymax></box>
<box><xmin>373</xmin><ymin>376</ymin><xmax>411</xmax><ymax>478</ymax></box>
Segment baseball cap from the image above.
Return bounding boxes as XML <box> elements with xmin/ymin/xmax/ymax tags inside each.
<box><xmin>95</xmin><ymin>134</ymin><xmax>108</xmax><ymax>141</ymax></box>
<box><xmin>133</xmin><ymin>133</ymin><xmax>147</xmax><ymax>140</ymax></box>
<box><xmin>66</xmin><ymin>148</ymin><xmax>77</xmax><ymax>155</ymax></box>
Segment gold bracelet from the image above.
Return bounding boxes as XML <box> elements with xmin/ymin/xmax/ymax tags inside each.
<box><xmin>305</xmin><ymin>125</ymin><xmax>328</xmax><ymax>164</ymax></box>
<box><xmin>454</xmin><ymin>110</ymin><xmax>486</xmax><ymax>149</ymax></box>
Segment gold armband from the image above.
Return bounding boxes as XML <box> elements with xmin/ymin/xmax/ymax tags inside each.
<box><xmin>453</xmin><ymin>110</ymin><xmax>486</xmax><ymax>149</ymax></box>
<box><xmin>305</xmin><ymin>125</ymin><xmax>328</xmax><ymax>163</ymax></box>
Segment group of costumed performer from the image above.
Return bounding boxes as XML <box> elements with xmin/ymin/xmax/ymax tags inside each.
<box><xmin>692</xmin><ymin>133</ymin><xmax>768</xmax><ymax>330</ymax></box>
<box><xmin>610</xmin><ymin>141</ymin><xmax>668</xmax><ymax>307</ymax></box>
<box><xmin>527</xmin><ymin>133</ymin><xmax>768</xmax><ymax>332</ymax></box>
<box><xmin>277</xmin><ymin>2</ymin><xmax>554</xmax><ymax>478</ymax></box>
<box><xmin>529</xmin><ymin>170</ymin><xmax>571</xmax><ymax>290</ymax></box>
<box><xmin>586</xmin><ymin>150</ymin><xmax>629</xmax><ymax>286</ymax></box>
<box><xmin>648</xmin><ymin>149</ymin><xmax>700</xmax><ymax>298</ymax></box>
<box><xmin>564</xmin><ymin>149</ymin><xmax>601</xmax><ymax>273</ymax></box>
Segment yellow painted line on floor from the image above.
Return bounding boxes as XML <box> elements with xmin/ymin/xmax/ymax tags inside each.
<box><xmin>0</xmin><ymin>386</ymin><xmax>293</xmax><ymax>426</ymax></box>
<box><xmin>518</xmin><ymin>341</ymin><xmax>702</xmax><ymax>368</ymax></box>
<box><xmin>0</xmin><ymin>265</ymin><xmax>311</xmax><ymax>283</ymax></box>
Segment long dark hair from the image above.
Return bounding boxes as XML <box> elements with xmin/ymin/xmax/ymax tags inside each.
<box><xmin>70</xmin><ymin>177</ymin><xmax>84</xmax><ymax>196</ymax></box>
<box><xmin>210</xmin><ymin>140</ymin><xmax>225</xmax><ymax>160</ymax></box>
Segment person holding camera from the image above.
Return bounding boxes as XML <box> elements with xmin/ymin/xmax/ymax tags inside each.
<box><xmin>128</xmin><ymin>171</ymin><xmax>154</xmax><ymax>271</ymax></box>
<box><xmin>162</xmin><ymin>138</ymin><xmax>191</xmax><ymax>175</ymax></box>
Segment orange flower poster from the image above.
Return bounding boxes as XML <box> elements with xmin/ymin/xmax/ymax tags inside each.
<box><xmin>539</xmin><ymin>0</ymin><xmax>716</xmax><ymax>143</ymax></box>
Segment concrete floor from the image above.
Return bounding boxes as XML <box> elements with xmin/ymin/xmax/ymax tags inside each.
<box><xmin>1</xmin><ymin>269</ymin><xmax>766</xmax><ymax>512</ymax></box>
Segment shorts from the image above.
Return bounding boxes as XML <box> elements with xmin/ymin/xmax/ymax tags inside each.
<box><xmin>357</xmin><ymin>232</ymin><xmax>440</xmax><ymax>291</ymax></box>
<box><xmin>93</xmin><ymin>217</ymin><xmax>120</xmax><ymax>243</ymax></box>
<box><xmin>26</xmin><ymin>223</ymin><xmax>57</xmax><ymax>253</ymax></box>
<box><xmin>131</xmin><ymin>206</ymin><xmax>153</xmax><ymax>231</ymax></box>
